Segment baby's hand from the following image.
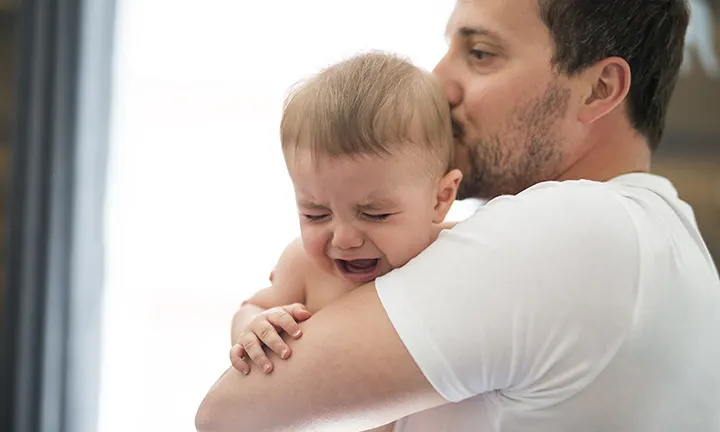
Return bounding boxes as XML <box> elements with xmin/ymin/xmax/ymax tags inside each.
<box><xmin>230</xmin><ymin>303</ymin><xmax>312</xmax><ymax>375</ymax></box>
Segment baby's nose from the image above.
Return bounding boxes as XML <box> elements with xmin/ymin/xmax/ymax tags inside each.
<box><xmin>331</xmin><ymin>224</ymin><xmax>364</xmax><ymax>250</ymax></box>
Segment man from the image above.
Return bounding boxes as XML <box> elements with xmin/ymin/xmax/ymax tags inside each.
<box><xmin>196</xmin><ymin>0</ymin><xmax>720</xmax><ymax>431</ymax></box>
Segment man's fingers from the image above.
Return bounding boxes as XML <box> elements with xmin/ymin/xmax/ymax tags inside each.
<box><xmin>229</xmin><ymin>344</ymin><xmax>250</xmax><ymax>375</ymax></box>
<box><xmin>240</xmin><ymin>333</ymin><xmax>274</xmax><ymax>374</ymax></box>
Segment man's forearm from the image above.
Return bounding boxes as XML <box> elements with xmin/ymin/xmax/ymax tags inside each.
<box><xmin>195</xmin><ymin>283</ymin><xmax>445</xmax><ymax>432</ymax></box>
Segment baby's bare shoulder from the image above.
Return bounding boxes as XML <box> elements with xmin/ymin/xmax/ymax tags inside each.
<box><xmin>303</xmin><ymin>261</ymin><xmax>357</xmax><ymax>313</ymax></box>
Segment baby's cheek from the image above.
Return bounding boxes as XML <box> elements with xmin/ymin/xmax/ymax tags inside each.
<box><xmin>300</xmin><ymin>229</ymin><xmax>333</xmax><ymax>268</ymax></box>
<box><xmin>300</xmin><ymin>233</ymin><xmax>323</xmax><ymax>258</ymax></box>
<box><xmin>387</xmin><ymin>228</ymin><xmax>435</xmax><ymax>268</ymax></box>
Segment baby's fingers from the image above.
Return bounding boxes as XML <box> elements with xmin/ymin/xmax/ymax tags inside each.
<box><xmin>254</xmin><ymin>320</ymin><xmax>292</xmax><ymax>362</ymax></box>
<box><xmin>229</xmin><ymin>344</ymin><xmax>250</xmax><ymax>375</ymax></box>
<box><xmin>285</xmin><ymin>303</ymin><xmax>313</xmax><ymax>323</ymax></box>
<box><xmin>239</xmin><ymin>333</ymin><xmax>274</xmax><ymax>374</ymax></box>
<box><xmin>270</xmin><ymin>308</ymin><xmax>304</xmax><ymax>340</ymax></box>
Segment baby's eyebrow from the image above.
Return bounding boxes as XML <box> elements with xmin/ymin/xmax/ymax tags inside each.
<box><xmin>297</xmin><ymin>200</ymin><xmax>326</xmax><ymax>210</ymax></box>
<box><xmin>357</xmin><ymin>199</ymin><xmax>395</xmax><ymax>210</ymax></box>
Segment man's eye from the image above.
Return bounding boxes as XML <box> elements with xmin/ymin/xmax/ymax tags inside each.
<box><xmin>470</xmin><ymin>49</ymin><xmax>495</xmax><ymax>62</ymax></box>
<box><xmin>363</xmin><ymin>213</ymin><xmax>392</xmax><ymax>221</ymax></box>
<box><xmin>303</xmin><ymin>214</ymin><xmax>329</xmax><ymax>222</ymax></box>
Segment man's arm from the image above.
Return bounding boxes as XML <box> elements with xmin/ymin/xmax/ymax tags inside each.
<box><xmin>196</xmin><ymin>282</ymin><xmax>446</xmax><ymax>432</ymax></box>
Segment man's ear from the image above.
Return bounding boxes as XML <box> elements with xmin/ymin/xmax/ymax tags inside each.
<box><xmin>577</xmin><ymin>56</ymin><xmax>631</xmax><ymax>125</ymax></box>
<box><xmin>433</xmin><ymin>169</ymin><xmax>463</xmax><ymax>223</ymax></box>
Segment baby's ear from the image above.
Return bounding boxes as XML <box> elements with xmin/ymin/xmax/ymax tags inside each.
<box><xmin>433</xmin><ymin>169</ymin><xmax>463</xmax><ymax>223</ymax></box>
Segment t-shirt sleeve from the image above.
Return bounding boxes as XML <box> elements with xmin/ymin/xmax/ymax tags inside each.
<box><xmin>375</xmin><ymin>181</ymin><xmax>641</xmax><ymax>403</ymax></box>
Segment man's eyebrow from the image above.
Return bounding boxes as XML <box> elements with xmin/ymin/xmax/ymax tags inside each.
<box><xmin>447</xmin><ymin>25</ymin><xmax>505</xmax><ymax>45</ymax></box>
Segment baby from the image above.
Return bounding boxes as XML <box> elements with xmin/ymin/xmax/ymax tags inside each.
<box><xmin>230</xmin><ymin>52</ymin><xmax>461</xmax><ymax>388</ymax></box>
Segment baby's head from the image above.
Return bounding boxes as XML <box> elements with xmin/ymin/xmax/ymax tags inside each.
<box><xmin>281</xmin><ymin>52</ymin><xmax>462</xmax><ymax>284</ymax></box>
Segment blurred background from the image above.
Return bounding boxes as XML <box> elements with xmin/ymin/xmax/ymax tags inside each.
<box><xmin>0</xmin><ymin>1</ymin><xmax>718</xmax><ymax>431</ymax></box>
<box><xmin>0</xmin><ymin>0</ymin><xmax>11</xmax><ymax>308</ymax></box>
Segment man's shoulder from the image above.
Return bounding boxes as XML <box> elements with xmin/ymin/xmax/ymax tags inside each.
<box><xmin>460</xmin><ymin>179</ymin><xmax>636</xmax><ymax>241</ymax></box>
<box><xmin>518</xmin><ymin>178</ymin><xmax>626</xmax><ymax>205</ymax></box>
<box><xmin>428</xmin><ymin>179</ymin><xmax>643</xmax><ymax>287</ymax></box>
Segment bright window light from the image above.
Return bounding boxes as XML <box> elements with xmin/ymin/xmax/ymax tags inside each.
<box><xmin>99</xmin><ymin>2</ymin><xmax>477</xmax><ymax>431</ymax></box>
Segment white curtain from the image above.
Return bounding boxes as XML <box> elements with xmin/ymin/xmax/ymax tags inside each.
<box><xmin>98</xmin><ymin>2</ymin><xmax>477</xmax><ymax>431</ymax></box>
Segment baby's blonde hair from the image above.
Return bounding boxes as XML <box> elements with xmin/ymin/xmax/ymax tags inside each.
<box><xmin>280</xmin><ymin>51</ymin><xmax>453</xmax><ymax>175</ymax></box>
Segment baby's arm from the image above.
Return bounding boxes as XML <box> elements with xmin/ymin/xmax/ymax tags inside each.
<box><xmin>230</xmin><ymin>238</ymin><xmax>313</xmax><ymax>374</ymax></box>
<box><xmin>234</xmin><ymin>241</ymin><xmax>402</xmax><ymax>430</ymax></box>
<box><xmin>232</xmin><ymin>238</ymin><xmax>308</xmax><ymax>340</ymax></box>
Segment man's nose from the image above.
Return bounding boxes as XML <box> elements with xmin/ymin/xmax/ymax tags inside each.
<box><xmin>331</xmin><ymin>223</ymin><xmax>363</xmax><ymax>250</ymax></box>
<box><xmin>433</xmin><ymin>54</ymin><xmax>463</xmax><ymax>108</ymax></box>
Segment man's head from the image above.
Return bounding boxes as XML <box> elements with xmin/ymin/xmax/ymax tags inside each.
<box><xmin>436</xmin><ymin>0</ymin><xmax>690</xmax><ymax>199</ymax></box>
<box><xmin>281</xmin><ymin>52</ymin><xmax>462</xmax><ymax>283</ymax></box>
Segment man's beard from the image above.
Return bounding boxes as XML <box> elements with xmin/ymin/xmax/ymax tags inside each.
<box><xmin>454</xmin><ymin>81</ymin><xmax>571</xmax><ymax>200</ymax></box>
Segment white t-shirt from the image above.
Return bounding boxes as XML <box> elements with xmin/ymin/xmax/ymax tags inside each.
<box><xmin>376</xmin><ymin>173</ymin><xmax>720</xmax><ymax>432</ymax></box>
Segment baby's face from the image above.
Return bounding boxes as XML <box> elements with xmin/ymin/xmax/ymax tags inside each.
<box><xmin>285</xmin><ymin>149</ymin><xmax>457</xmax><ymax>285</ymax></box>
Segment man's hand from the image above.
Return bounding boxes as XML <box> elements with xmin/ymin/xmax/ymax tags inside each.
<box><xmin>230</xmin><ymin>303</ymin><xmax>312</xmax><ymax>375</ymax></box>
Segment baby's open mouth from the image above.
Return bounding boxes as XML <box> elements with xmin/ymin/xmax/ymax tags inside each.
<box><xmin>335</xmin><ymin>258</ymin><xmax>381</xmax><ymax>282</ymax></box>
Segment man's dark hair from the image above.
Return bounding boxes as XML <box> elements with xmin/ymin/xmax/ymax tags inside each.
<box><xmin>539</xmin><ymin>0</ymin><xmax>690</xmax><ymax>150</ymax></box>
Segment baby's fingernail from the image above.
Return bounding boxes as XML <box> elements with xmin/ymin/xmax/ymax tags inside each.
<box><xmin>263</xmin><ymin>364</ymin><xmax>272</xmax><ymax>373</ymax></box>
<box><xmin>281</xmin><ymin>349</ymin><xmax>289</xmax><ymax>359</ymax></box>
<box><xmin>242</xmin><ymin>367</ymin><xmax>250</xmax><ymax>376</ymax></box>
<box><xmin>293</xmin><ymin>329</ymin><xmax>302</xmax><ymax>338</ymax></box>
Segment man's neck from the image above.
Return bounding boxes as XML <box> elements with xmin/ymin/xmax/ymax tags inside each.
<box><xmin>558</xmin><ymin>123</ymin><xmax>652</xmax><ymax>183</ymax></box>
